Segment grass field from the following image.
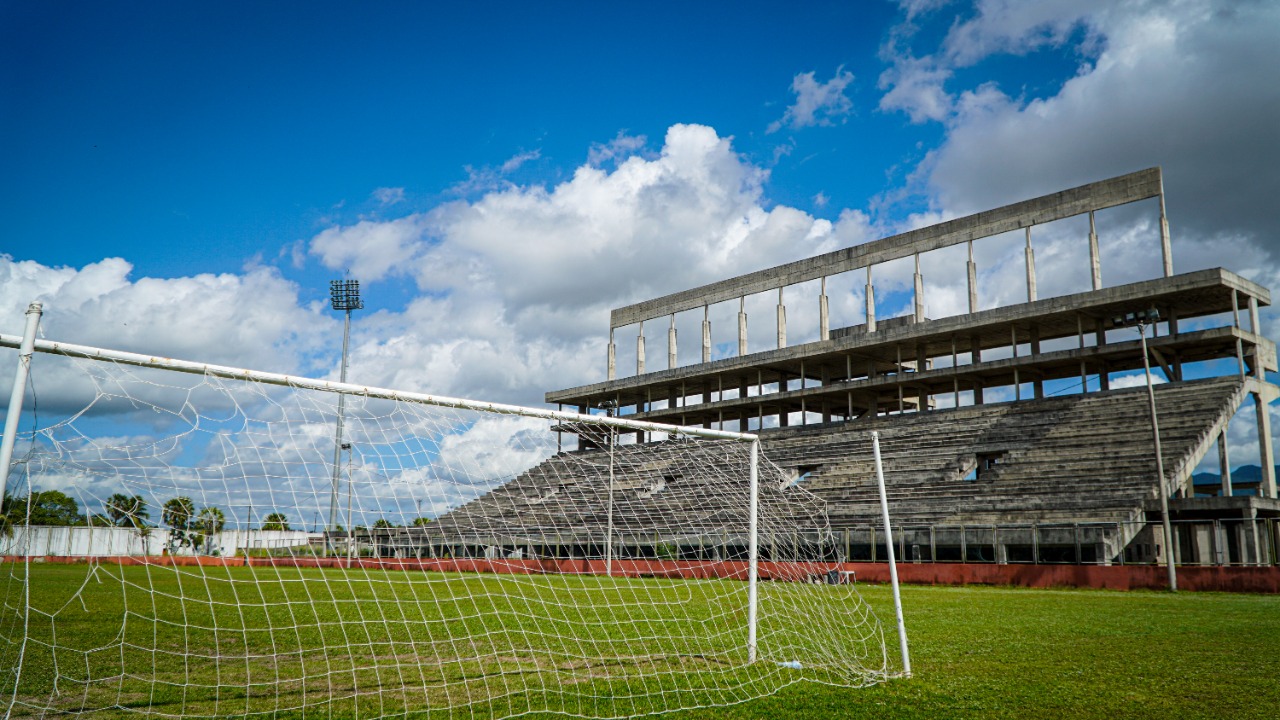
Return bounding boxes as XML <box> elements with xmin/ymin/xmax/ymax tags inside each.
<box><xmin>2</xmin><ymin>563</ymin><xmax>1278</xmax><ymax>719</ymax></box>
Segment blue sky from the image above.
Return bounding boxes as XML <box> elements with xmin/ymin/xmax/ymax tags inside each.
<box><xmin>3</xmin><ymin>0</ymin><xmax>1280</xmax><ymax>483</ymax></box>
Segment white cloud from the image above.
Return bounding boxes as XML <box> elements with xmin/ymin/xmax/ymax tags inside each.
<box><xmin>308</xmin><ymin>214</ymin><xmax>430</xmax><ymax>282</ymax></box>
<box><xmin>371</xmin><ymin>186</ymin><xmax>405</xmax><ymax>206</ymax></box>
<box><xmin>587</xmin><ymin>131</ymin><xmax>648</xmax><ymax>167</ymax></box>
<box><xmin>1108</xmin><ymin>372</ymin><xmax>1167</xmax><ymax>390</ymax></box>
<box><xmin>878</xmin><ymin>0</ymin><xmax>1280</xmax><ymax>334</ymax></box>
<box><xmin>877</xmin><ymin>55</ymin><xmax>953</xmax><ymax>123</ymax></box>
<box><xmin>499</xmin><ymin>149</ymin><xmax>540</xmax><ymax>174</ymax></box>
<box><xmin>305</xmin><ymin>124</ymin><xmax>874</xmax><ymax>406</ymax></box>
<box><xmin>768</xmin><ymin>68</ymin><xmax>856</xmax><ymax>133</ymax></box>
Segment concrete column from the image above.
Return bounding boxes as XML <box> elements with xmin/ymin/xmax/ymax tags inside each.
<box><xmin>1232</xmin><ymin>293</ymin><xmax>1247</xmax><ymax>376</ymax></box>
<box><xmin>1218</xmin><ymin>430</ymin><xmax>1233</xmax><ymax>497</ymax></box>
<box><xmin>1159</xmin><ymin>182</ymin><xmax>1173</xmax><ymax>277</ymax></box>
<box><xmin>819</xmin><ymin>276</ymin><xmax>830</xmax><ymax>341</ymax></box>
<box><xmin>971</xmin><ymin>333</ymin><xmax>983</xmax><ymax>404</ymax></box>
<box><xmin>967</xmin><ymin>240</ymin><xmax>978</xmax><ymax>314</ymax></box>
<box><xmin>637</xmin><ymin>322</ymin><xmax>646</xmax><ymax>375</ymax></box>
<box><xmin>865</xmin><ymin>266</ymin><xmax>877</xmax><ymax>332</ymax></box>
<box><xmin>1249</xmin><ymin>296</ymin><xmax>1261</xmax><ymax>336</ymax></box>
<box><xmin>668</xmin><ymin>315</ymin><xmax>677</xmax><ymax>370</ymax></box>
<box><xmin>776</xmin><ymin>287</ymin><xmax>786</xmax><ymax>349</ymax></box>
<box><xmin>1255</xmin><ymin>391</ymin><xmax>1277</xmax><ymax>498</ymax></box>
<box><xmin>737</xmin><ymin>297</ymin><xmax>748</xmax><ymax>356</ymax></box>
<box><xmin>607</xmin><ymin>329</ymin><xmax>617</xmax><ymax>380</ymax></box>
<box><xmin>917</xmin><ymin>344</ymin><xmax>928</xmax><ymax>410</ymax></box>
<box><xmin>913</xmin><ymin>253</ymin><xmax>925</xmax><ymax>322</ymax></box>
<box><xmin>1030</xmin><ymin>326</ymin><xmax>1043</xmax><ymax>399</ymax></box>
<box><xmin>701</xmin><ymin>306</ymin><xmax>711</xmax><ymax>364</ymax></box>
<box><xmin>1088</xmin><ymin>210</ymin><xmax>1101</xmax><ymax>291</ymax></box>
<box><xmin>1024</xmin><ymin>226</ymin><xmax>1037</xmax><ymax>303</ymax></box>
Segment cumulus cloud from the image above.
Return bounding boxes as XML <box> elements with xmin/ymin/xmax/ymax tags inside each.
<box><xmin>309</xmin><ymin>214</ymin><xmax>430</xmax><ymax>282</ymax></box>
<box><xmin>874</xmin><ymin>0</ymin><xmax>1280</xmax><ymax>306</ymax></box>
<box><xmin>768</xmin><ymin>67</ymin><xmax>856</xmax><ymax>133</ymax></box>
<box><xmin>307</xmin><ymin>124</ymin><xmax>875</xmax><ymax>405</ymax></box>
<box><xmin>0</xmin><ymin>254</ymin><xmax>330</xmax><ymax>417</ymax></box>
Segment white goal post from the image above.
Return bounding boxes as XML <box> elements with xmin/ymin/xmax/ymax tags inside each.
<box><xmin>0</xmin><ymin>300</ymin><xmax>909</xmax><ymax>718</ymax></box>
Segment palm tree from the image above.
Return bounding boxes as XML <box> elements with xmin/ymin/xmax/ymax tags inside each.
<box><xmin>261</xmin><ymin>513</ymin><xmax>290</xmax><ymax>531</ymax></box>
<box><xmin>162</xmin><ymin>497</ymin><xmax>196</xmax><ymax>553</ymax></box>
<box><xmin>105</xmin><ymin>494</ymin><xmax>149</xmax><ymax>528</ymax></box>
<box><xmin>196</xmin><ymin>506</ymin><xmax>226</xmax><ymax>555</ymax></box>
<box><xmin>162</xmin><ymin>497</ymin><xmax>195</xmax><ymax>530</ymax></box>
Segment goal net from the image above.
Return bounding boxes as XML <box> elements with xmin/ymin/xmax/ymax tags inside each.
<box><xmin>0</xmin><ymin>335</ymin><xmax>894</xmax><ymax>718</ymax></box>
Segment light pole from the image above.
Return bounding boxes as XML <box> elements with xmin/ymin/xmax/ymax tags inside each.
<box><xmin>328</xmin><ymin>280</ymin><xmax>362</xmax><ymax>546</ymax></box>
<box><xmin>601</xmin><ymin>400</ymin><xmax>618</xmax><ymax>576</ymax></box>
<box><xmin>1111</xmin><ymin>308</ymin><xmax>1177</xmax><ymax>592</ymax></box>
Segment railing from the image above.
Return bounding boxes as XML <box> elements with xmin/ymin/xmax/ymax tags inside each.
<box><xmin>826</xmin><ymin>518</ymin><xmax>1279</xmax><ymax>567</ymax></box>
<box><xmin>358</xmin><ymin>518</ymin><xmax>1278</xmax><ymax>568</ymax></box>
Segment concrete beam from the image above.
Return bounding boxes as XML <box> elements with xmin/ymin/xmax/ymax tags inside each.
<box><xmin>611</xmin><ymin>167</ymin><xmax>1164</xmax><ymax>328</ymax></box>
<box><xmin>551</xmin><ymin>268</ymin><xmax>1271</xmax><ymax>405</ymax></box>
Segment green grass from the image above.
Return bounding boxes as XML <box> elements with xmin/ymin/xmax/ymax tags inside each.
<box><xmin>2</xmin><ymin>563</ymin><xmax>1278</xmax><ymax>719</ymax></box>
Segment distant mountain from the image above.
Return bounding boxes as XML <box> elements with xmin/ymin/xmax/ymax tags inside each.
<box><xmin>1192</xmin><ymin>464</ymin><xmax>1278</xmax><ymax>488</ymax></box>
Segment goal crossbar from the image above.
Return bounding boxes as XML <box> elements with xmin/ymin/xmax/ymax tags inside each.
<box><xmin>0</xmin><ymin>330</ymin><xmax>755</xmax><ymax>442</ymax></box>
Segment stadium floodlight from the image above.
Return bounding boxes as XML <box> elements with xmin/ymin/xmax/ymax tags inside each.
<box><xmin>1112</xmin><ymin>307</ymin><xmax>1177</xmax><ymax>592</ymax></box>
<box><xmin>328</xmin><ymin>280</ymin><xmax>363</xmax><ymax>543</ymax></box>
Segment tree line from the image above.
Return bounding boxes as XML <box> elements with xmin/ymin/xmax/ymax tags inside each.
<box><xmin>1</xmin><ymin>491</ymin><xmax>433</xmax><ymax>539</ymax></box>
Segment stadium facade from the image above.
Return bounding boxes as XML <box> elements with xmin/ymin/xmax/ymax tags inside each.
<box><xmin>532</xmin><ymin>168</ymin><xmax>1280</xmax><ymax>567</ymax></box>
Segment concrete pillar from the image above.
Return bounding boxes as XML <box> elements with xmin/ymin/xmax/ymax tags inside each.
<box><xmin>1099</xmin><ymin>361</ymin><xmax>1110</xmax><ymax>391</ymax></box>
<box><xmin>865</xmin><ymin>266</ymin><xmax>876</xmax><ymax>332</ymax></box>
<box><xmin>636</xmin><ymin>322</ymin><xmax>646</xmax><ymax>375</ymax></box>
<box><xmin>737</xmin><ymin>297</ymin><xmax>748</xmax><ymax>356</ymax></box>
<box><xmin>1159</xmin><ymin>181</ymin><xmax>1173</xmax><ymax>277</ymax></box>
<box><xmin>1249</xmin><ymin>296</ymin><xmax>1261</xmax><ymax>336</ymax></box>
<box><xmin>702</xmin><ymin>306</ymin><xmax>711</xmax><ymax>364</ymax></box>
<box><xmin>776</xmin><ymin>287</ymin><xmax>786</xmax><ymax>349</ymax></box>
<box><xmin>913</xmin><ymin>253</ymin><xmax>925</xmax><ymax>322</ymax></box>
<box><xmin>668</xmin><ymin>315</ymin><xmax>677</xmax><ymax>370</ymax></box>
<box><xmin>1088</xmin><ymin>210</ymin><xmax>1101</xmax><ymax>291</ymax></box>
<box><xmin>819</xmin><ymin>276</ymin><xmax>830</xmax><ymax>341</ymax></box>
<box><xmin>967</xmin><ymin>240</ymin><xmax>978</xmax><ymax>314</ymax></box>
<box><xmin>917</xmin><ymin>343</ymin><xmax>928</xmax><ymax>410</ymax></box>
<box><xmin>971</xmin><ymin>334</ymin><xmax>983</xmax><ymax>404</ymax></box>
<box><xmin>1233</xmin><ymin>292</ymin><xmax>1246</xmax><ymax>376</ymax></box>
<box><xmin>1218</xmin><ymin>430</ymin><xmax>1233</xmax><ymax>497</ymax></box>
<box><xmin>607</xmin><ymin>329</ymin><xmax>616</xmax><ymax>380</ymax></box>
<box><xmin>1255</xmin><ymin>391</ymin><xmax>1277</xmax><ymax>498</ymax></box>
<box><xmin>1031</xmin><ymin>326</ymin><xmax>1043</xmax><ymax>399</ymax></box>
<box><xmin>1024</xmin><ymin>226</ymin><xmax>1037</xmax><ymax>303</ymax></box>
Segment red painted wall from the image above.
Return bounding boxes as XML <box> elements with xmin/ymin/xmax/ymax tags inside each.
<box><xmin>8</xmin><ymin>556</ymin><xmax>1279</xmax><ymax>593</ymax></box>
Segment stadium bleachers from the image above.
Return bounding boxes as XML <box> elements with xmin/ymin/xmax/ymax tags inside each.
<box><xmin>420</xmin><ymin>378</ymin><xmax>1246</xmax><ymax>559</ymax></box>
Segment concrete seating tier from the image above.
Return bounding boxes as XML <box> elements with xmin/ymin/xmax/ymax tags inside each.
<box><xmin>429</xmin><ymin>378</ymin><xmax>1243</xmax><ymax>541</ymax></box>
<box><xmin>764</xmin><ymin>376</ymin><xmax>1244</xmax><ymax>527</ymax></box>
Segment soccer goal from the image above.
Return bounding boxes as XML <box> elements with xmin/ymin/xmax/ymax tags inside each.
<box><xmin>0</xmin><ymin>302</ymin><xmax>908</xmax><ymax>719</ymax></box>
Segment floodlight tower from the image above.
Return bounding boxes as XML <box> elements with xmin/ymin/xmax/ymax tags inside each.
<box><xmin>328</xmin><ymin>280</ymin><xmax>363</xmax><ymax>538</ymax></box>
<box><xmin>1112</xmin><ymin>307</ymin><xmax>1177</xmax><ymax>592</ymax></box>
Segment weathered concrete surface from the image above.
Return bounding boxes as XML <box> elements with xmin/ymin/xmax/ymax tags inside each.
<box><xmin>550</xmin><ymin>268</ymin><xmax>1272</xmax><ymax>412</ymax></box>
<box><xmin>612</xmin><ymin>167</ymin><xmax>1163</xmax><ymax>328</ymax></box>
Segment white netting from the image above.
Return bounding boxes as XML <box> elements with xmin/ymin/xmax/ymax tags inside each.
<box><xmin>1</xmin><ymin>353</ymin><xmax>889</xmax><ymax>718</ymax></box>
